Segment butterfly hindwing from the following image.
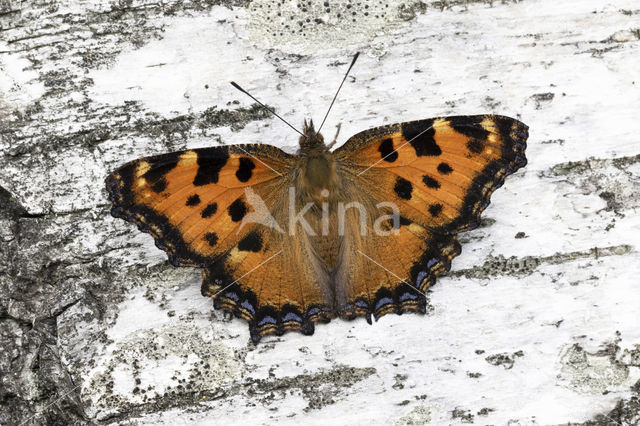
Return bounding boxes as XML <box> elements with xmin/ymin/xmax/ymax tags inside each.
<box><xmin>334</xmin><ymin>202</ymin><xmax>462</xmax><ymax>321</ymax></box>
<box><xmin>200</xmin><ymin>207</ymin><xmax>335</xmax><ymax>343</ymax></box>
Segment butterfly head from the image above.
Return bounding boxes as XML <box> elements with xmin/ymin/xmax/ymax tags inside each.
<box><xmin>299</xmin><ymin>119</ymin><xmax>326</xmax><ymax>151</ymax></box>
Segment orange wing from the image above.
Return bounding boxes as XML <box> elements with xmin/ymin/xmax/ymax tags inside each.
<box><xmin>333</xmin><ymin>115</ymin><xmax>528</xmax><ymax>320</ymax></box>
<box><xmin>106</xmin><ymin>144</ymin><xmax>333</xmax><ymax>342</ymax></box>
<box><xmin>106</xmin><ymin>145</ymin><xmax>290</xmax><ymax>266</ymax></box>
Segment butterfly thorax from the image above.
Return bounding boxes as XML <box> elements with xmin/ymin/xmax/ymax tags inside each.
<box><xmin>297</xmin><ymin>120</ymin><xmax>341</xmax><ymax>205</ymax></box>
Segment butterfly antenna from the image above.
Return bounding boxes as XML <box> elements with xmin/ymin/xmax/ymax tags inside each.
<box><xmin>317</xmin><ymin>51</ymin><xmax>360</xmax><ymax>134</ymax></box>
<box><xmin>230</xmin><ymin>81</ymin><xmax>304</xmax><ymax>137</ymax></box>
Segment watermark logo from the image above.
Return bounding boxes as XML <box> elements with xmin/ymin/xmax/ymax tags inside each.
<box><xmin>238</xmin><ymin>187</ymin><xmax>402</xmax><ymax>237</ymax></box>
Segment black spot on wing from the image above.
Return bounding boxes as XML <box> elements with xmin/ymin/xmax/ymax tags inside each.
<box><xmin>422</xmin><ymin>175</ymin><xmax>440</xmax><ymax>189</ymax></box>
<box><xmin>228</xmin><ymin>198</ymin><xmax>247</xmax><ymax>222</ymax></box>
<box><xmin>399</xmin><ymin>216</ymin><xmax>411</xmax><ymax>226</ymax></box>
<box><xmin>428</xmin><ymin>203</ymin><xmax>443</xmax><ymax>217</ymax></box>
<box><xmin>238</xmin><ymin>232</ymin><xmax>263</xmax><ymax>252</ymax></box>
<box><xmin>378</xmin><ymin>138</ymin><xmax>398</xmax><ymax>162</ymax></box>
<box><xmin>193</xmin><ymin>148</ymin><xmax>229</xmax><ymax>186</ymax></box>
<box><xmin>391</xmin><ymin>215</ymin><xmax>412</xmax><ymax>231</ymax></box>
<box><xmin>437</xmin><ymin>162</ymin><xmax>453</xmax><ymax>174</ymax></box>
<box><xmin>151</xmin><ymin>178</ymin><xmax>168</xmax><ymax>193</ymax></box>
<box><xmin>186</xmin><ymin>194</ymin><xmax>201</xmax><ymax>206</ymax></box>
<box><xmin>401</xmin><ymin>120</ymin><xmax>441</xmax><ymax>157</ymax></box>
<box><xmin>467</xmin><ymin>139</ymin><xmax>484</xmax><ymax>154</ymax></box>
<box><xmin>394</xmin><ymin>177</ymin><xmax>413</xmax><ymax>200</ymax></box>
<box><xmin>447</xmin><ymin>116</ymin><xmax>490</xmax><ymax>140</ymax></box>
<box><xmin>204</xmin><ymin>232</ymin><xmax>218</xmax><ymax>246</ymax></box>
<box><xmin>236</xmin><ymin>157</ymin><xmax>256</xmax><ymax>182</ymax></box>
<box><xmin>201</xmin><ymin>202</ymin><xmax>218</xmax><ymax>219</ymax></box>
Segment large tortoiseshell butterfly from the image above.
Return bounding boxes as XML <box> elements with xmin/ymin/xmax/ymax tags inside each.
<box><xmin>106</xmin><ymin>53</ymin><xmax>528</xmax><ymax>343</ymax></box>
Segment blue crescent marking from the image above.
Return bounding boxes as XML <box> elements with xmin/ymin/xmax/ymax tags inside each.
<box><xmin>224</xmin><ymin>291</ymin><xmax>239</xmax><ymax>301</ymax></box>
<box><xmin>258</xmin><ymin>315</ymin><xmax>277</xmax><ymax>326</ymax></box>
<box><xmin>374</xmin><ymin>297</ymin><xmax>393</xmax><ymax>310</ymax></box>
<box><xmin>416</xmin><ymin>271</ymin><xmax>428</xmax><ymax>286</ymax></box>
<box><xmin>399</xmin><ymin>291</ymin><xmax>418</xmax><ymax>302</ymax></box>
<box><xmin>283</xmin><ymin>312</ymin><xmax>302</xmax><ymax>322</ymax></box>
<box><xmin>241</xmin><ymin>299</ymin><xmax>255</xmax><ymax>314</ymax></box>
<box><xmin>355</xmin><ymin>300</ymin><xmax>368</xmax><ymax>308</ymax></box>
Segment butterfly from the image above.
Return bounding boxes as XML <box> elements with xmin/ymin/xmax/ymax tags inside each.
<box><xmin>105</xmin><ymin>57</ymin><xmax>528</xmax><ymax>343</ymax></box>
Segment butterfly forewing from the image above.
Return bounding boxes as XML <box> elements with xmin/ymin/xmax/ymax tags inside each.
<box><xmin>106</xmin><ymin>144</ymin><xmax>292</xmax><ymax>265</ymax></box>
<box><xmin>335</xmin><ymin>115</ymin><xmax>528</xmax><ymax>232</ymax></box>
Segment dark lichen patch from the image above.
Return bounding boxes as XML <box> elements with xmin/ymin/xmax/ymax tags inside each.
<box><xmin>544</xmin><ymin>154</ymin><xmax>640</xmax><ymax>219</ymax></box>
<box><xmin>200</xmin><ymin>103</ymin><xmax>273</xmax><ymax>132</ymax></box>
<box><xmin>599</xmin><ymin>191</ymin><xmax>624</xmax><ymax>212</ymax></box>
<box><xmin>621</xmin><ymin>345</ymin><xmax>640</xmax><ymax>367</ymax></box>
<box><xmin>530</xmin><ymin>92</ymin><xmax>555</xmax><ymax>109</ymax></box>
<box><xmin>447</xmin><ymin>244</ymin><xmax>632</xmax><ymax>279</ymax></box>
<box><xmin>563</xmin><ymin>336</ymin><xmax>640</xmax><ymax>425</ymax></box>
<box><xmin>581</xmin><ymin>391</ymin><xmax>640</xmax><ymax>426</ymax></box>
<box><xmin>396</xmin><ymin>404</ymin><xmax>432</xmax><ymax>424</ymax></box>
<box><xmin>248</xmin><ymin>0</ymin><xmax>421</xmax><ymax>49</ymax></box>
<box><xmin>392</xmin><ymin>373</ymin><xmax>408</xmax><ymax>390</ymax></box>
<box><xmin>84</xmin><ymin>324</ymin><xmax>243</xmax><ymax>422</ymax></box>
<box><xmin>248</xmin><ymin>365</ymin><xmax>377</xmax><ymax>411</ymax></box>
<box><xmin>451</xmin><ymin>408</ymin><xmax>474</xmax><ymax>423</ymax></box>
<box><xmin>477</xmin><ymin>407</ymin><xmax>495</xmax><ymax>416</ymax></box>
<box><xmin>485</xmin><ymin>350</ymin><xmax>524</xmax><ymax>370</ymax></box>
<box><xmin>540</xmin><ymin>138</ymin><xmax>565</xmax><ymax>145</ymax></box>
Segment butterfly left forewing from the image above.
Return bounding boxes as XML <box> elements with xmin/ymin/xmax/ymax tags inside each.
<box><xmin>106</xmin><ymin>144</ymin><xmax>293</xmax><ymax>266</ymax></box>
